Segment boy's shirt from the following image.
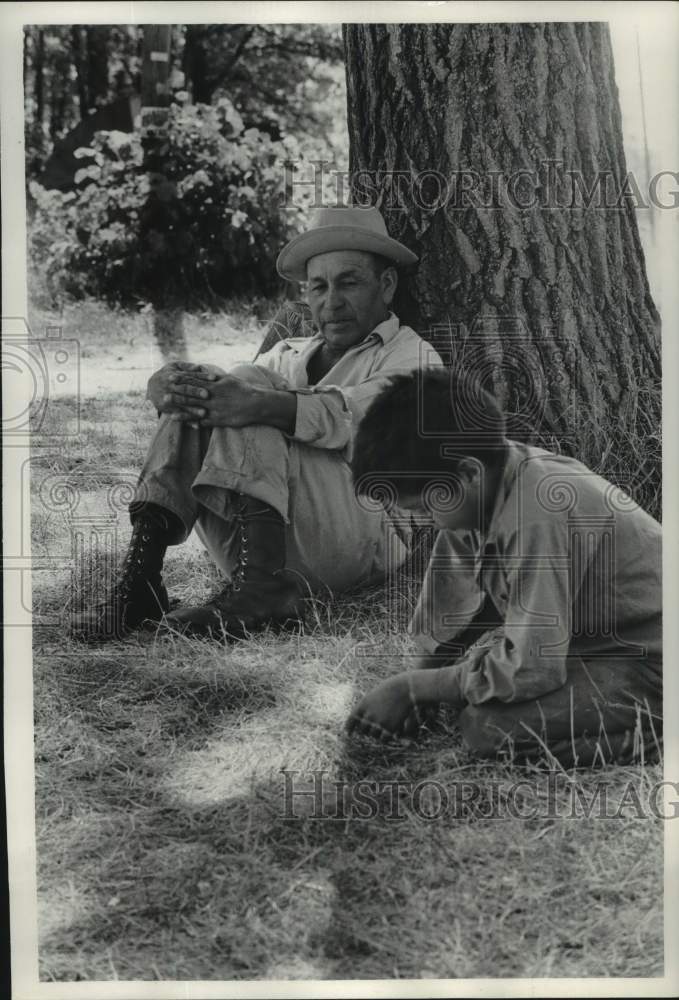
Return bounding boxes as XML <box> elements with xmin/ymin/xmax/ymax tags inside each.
<box><xmin>409</xmin><ymin>442</ymin><xmax>662</xmax><ymax>706</ymax></box>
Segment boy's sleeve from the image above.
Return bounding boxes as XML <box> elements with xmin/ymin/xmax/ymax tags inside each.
<box><xmin>409</xmin><ymin>530</ymin><xmax>486</xmax><ymax>654</ymax></box>
<box><xmin>444</xmin><ymin>518</ymin><xmax>592</xmax><ymax>705</ymax></box>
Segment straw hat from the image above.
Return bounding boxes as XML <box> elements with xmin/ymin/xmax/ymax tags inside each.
<box><xmin>276</xmin><ymin>205</ymin><xmax>418</xmax><ymax>281</ymax></box>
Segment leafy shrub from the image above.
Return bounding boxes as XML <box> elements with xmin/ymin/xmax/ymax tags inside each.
<box><xmin>29</xmin><ymin>98</ymin><xmax>316</xmax><ymax>308</ymax></box>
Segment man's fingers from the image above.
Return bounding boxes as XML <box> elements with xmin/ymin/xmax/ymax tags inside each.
<box><xmin>167</xmin><ymin>380</ymin><xmax>212</xmax><ymax>398</ymax></box>
<box><xmin>170</xmin><ymin>410</ymin><xmax>207</xmax><ymax>423</ymax></box>
<box><xmin>164</xmin><ymin>394</ymin><xmax>206</xmax><ymax>416</ymax></box>
<box><xmin>170</xmin><ymin>370</ymin><xmax>218</xmax><ymax>384</ymax></box>
<box><xmin>172</xmin><ymin>362</ymin><xmax>205</xmax><ymax>372</ymax></box>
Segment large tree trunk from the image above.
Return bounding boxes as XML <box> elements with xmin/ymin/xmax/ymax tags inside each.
<box><xmin>343</xmin><ymin>22</ymin><xmax>661</xmax><ymax>512</ymax></box>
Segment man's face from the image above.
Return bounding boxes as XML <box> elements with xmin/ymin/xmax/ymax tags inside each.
<box><xmin>305</xmin><ymin>250</ymin><xmax>396</xmax><ymax>352</ymax></box>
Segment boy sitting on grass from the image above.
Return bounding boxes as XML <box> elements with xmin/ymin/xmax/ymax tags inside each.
<box><xmin>346</xmin><ymin>369</ymin><xmax>662</xmax><ymax>766</ymax></box>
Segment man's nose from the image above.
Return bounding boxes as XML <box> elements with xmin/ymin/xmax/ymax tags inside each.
<box><xmin>325</xmin><ymin>285</ymin><xmax>345</xmax><ymax>310</ymax></box>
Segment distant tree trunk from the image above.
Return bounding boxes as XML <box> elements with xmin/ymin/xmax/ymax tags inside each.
<box><xmin>34</xmin><ymin>28</ymin><xmax>45</xmax><ymax>128</ymax></box>
<box><xmin>343</xmin><ymin>23</ymin><xmax>661</xmax><ymax>510</ymax></box>
<box><xmin>141</xmin><ymin>24</ymin><xmax>187</xmax><ymax>361</ymax></box>
<box><xmin>71</xmin><ymin>26</ymin><xmax>88</xmax><ymax>117</ymax></box>
<box><xmin>49</xmin><ymin>57</ymin><xmax>67</xmax><ymax>140</ymax></box>
<box><xmin>141</xmin><ymin>24</ymin><xmax>172</xmax><ymax>106</ymax></box>
<box><xmin>86</xmin><ymin>27</ymin><xmax>109</xmax><ymax>106</ymax></box>
<box><xmin>184</xmin><ymin>26</ymin><xmax>210</xmax><ymax>103</ymax></box>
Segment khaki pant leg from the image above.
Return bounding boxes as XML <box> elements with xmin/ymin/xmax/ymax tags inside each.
<box><xmin>458</xmin><ymin>656</ymin><xmax>663</xmax><ymax>765</ymax></box>
<box><xmin>189</xmin><ymin>363</ymin><xmax>408</xmax><ymax>594</ymax></box>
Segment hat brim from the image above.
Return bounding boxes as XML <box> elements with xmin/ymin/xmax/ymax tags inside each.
<box><xmin>276</xmin><ymin>226</ymin><xmax>419</xmax><ymax>282</ymax></box>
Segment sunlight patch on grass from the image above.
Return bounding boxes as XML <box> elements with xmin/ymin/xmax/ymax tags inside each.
<box><xmin>38</xmin><ymin>880</ymin><xmax>91</xmax><ymax>940</ymax></box>
<box><xmin>306</xmin><ymin>680</ymin><xmax>355</xmax><ymax>725</ymax></box>
<box><xmin>160</xmin><ymin>718</ymin><xmax>333</xmax><ymax>808</ymax></box>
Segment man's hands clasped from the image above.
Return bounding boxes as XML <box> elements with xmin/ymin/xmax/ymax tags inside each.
<box><xmin>147</xmin><ymin>362</ymin><xmax>259</xmax><ymax>429</ymax></box>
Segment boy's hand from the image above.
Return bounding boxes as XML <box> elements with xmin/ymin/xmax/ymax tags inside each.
<box><xmin>346</xmin><ymin>673</ymin><xmax>437</xmax><ymax>742</ymax></box>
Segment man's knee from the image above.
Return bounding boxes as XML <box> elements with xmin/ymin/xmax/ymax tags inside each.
<box><xmin>229</xmin><ymin>362</ymin><xmax>288</xmax><ymax>389</ymax></box>
<box><xmin>458</xmin><ymin>704</ymin><xmax>509</xmax><ymax>758</ymax></box>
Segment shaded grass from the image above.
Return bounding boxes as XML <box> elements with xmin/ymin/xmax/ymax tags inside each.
<box><xmin>30</xmin><ymin>307</ymin><xmax>663</xmax><ymax>982</ymax></box>
<box><xmin>34</xmin><ymin>616</ymin><xmax>665</xmax><ymax>981</ymax></box>
<box><xmin>34</xmin><ymin>609</ymin><xmax>664</xmax><ymax>981</ymax></box>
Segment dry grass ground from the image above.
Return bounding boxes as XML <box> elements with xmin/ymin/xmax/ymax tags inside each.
<box><xmin>29</xmin><ymin>302</ymin><xmax>664</xmax><ymax>982</ymax></box>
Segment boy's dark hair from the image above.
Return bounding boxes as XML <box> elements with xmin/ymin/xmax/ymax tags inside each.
<box><xmin>352</xmin><ymin>368</ymin><xmax>507</xmax><ymax>498</ymax></box>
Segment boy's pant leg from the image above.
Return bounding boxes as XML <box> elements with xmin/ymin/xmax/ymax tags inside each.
<box><xmin>458</xmin><ymin>656</ymin><xmax>663</xmax><ymax>766</ymax></box>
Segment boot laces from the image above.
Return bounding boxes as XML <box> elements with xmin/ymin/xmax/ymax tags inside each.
<box><xmin>118</xmin><ymin>520</ymin><xmax>157</xmax><ymax>600</ymax></box>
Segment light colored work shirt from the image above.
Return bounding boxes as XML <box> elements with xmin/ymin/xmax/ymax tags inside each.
<box><xmin>410</xmin><ymin>441</ymin><xmax>662</xmax><ymax>705</ymax></box>
<box><xmin>256</xmin><ymin>312</ymin><xmax>444</xmax><ymax>457</ymax></box>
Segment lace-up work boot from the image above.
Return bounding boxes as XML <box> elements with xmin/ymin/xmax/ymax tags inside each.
<box><xmin>70</xmin><ymin>505</ymin><xmax>173</xmax><ymax>642</ymax></box>
<box><xmin>163</xmin><ymin>495</ymin><xmax>304</xmax><ymax>640</ymax></box>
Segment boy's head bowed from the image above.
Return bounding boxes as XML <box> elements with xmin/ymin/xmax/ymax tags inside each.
<box><xmin>352</xmin><ymin>368</ymin><xmax>507</xmax><ymax>507</ymax></box>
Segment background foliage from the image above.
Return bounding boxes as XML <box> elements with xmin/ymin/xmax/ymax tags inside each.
<box><xmin>25</xmin><ymin>24</ymin><xmax>347</xmax><ymax>307</ymax></box>
<box><xmin>24</xmin><ymin>23</ymin><xmax>346</xmax><ymax>176</ymax></box>
<box><xmin>30</xmin><ymin>99</ymin><xmax>322</xmax><ymax>306</ymax></box>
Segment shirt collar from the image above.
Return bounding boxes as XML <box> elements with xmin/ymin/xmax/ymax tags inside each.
<box><xmin>307</xmin><ymin>311</ymin><xmax>400</xmax><ymax>351</ymax></box>
<box><xmin>370</xmin><ymin>312</ymin><xmax>400</xmax><ymax>344</ymax></box>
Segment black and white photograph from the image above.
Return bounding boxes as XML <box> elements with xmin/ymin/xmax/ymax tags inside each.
<box><xmin>2</xmin><ymin>1</ymin><xmax>678</xmax><ymax>996</ymax></box>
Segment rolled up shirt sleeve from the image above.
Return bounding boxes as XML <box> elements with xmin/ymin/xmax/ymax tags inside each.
<box><xmin>258</xmin><ymin>321</ymin><xmax>444</xmax><ymax>453</ymax></box>
<box><xmin>291</xmin><ymin>372</ymin><xmax>422</xmax><ymax>454</ymax></box>
<box><xmin>443</xmin><ymin>518</ymin><xmax>592</xmax><ymax>705</ymax></box>
<box><xmin>292</xmin><ymin>385</ymin><xmax>354</xmax><ymax>449</ymax></box>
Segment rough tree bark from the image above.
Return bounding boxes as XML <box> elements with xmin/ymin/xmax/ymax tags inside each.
<box><xmin>343</xmin><ymin>22</ymin><xmax>661</xmax><ymax>508</ymax></box>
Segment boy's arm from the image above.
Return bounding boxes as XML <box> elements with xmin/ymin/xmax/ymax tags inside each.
<box><xmin>413</xmin><ymin>595</ymin><xmax>504</xmax><ymax>669</ymax></box>
<box><xmin>348</xmin><ymin>518</ymin><xmax>590</xmax><ymax>739</ymax></box>
<box><xmin>423</xmin><ymin>518</ymin><xmax>586</xmax><ymax>706</ymax></box>
<box><xmin>409</xmin><ymin>529</ymin><xmax>487</xmax><ymax>656</ymax></box>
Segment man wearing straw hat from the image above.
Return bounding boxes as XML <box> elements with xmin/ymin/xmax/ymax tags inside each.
<box><xmin>72</xmin><ymin>206</ymin><xmax>443</xmax><ymax>641</ymax></box>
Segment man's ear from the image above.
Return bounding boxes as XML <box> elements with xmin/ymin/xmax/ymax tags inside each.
<box><xmin>457</xmin><ymin>457</ymin><xmax>482</xmax><ymax>486</ymax></box>
<box><xmin>380</xmin><ymin>266</ymin><xmax>398</xmax><ymax>305</ymax></box>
